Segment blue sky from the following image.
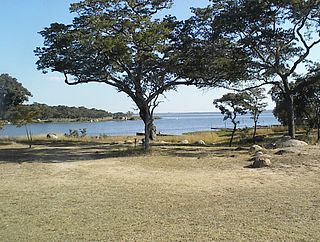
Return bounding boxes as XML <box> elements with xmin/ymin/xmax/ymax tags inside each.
<box><xmin>0</xmin><ymin>0</ymin><xmax>318</xmax><ymax>113</ymax></box>
<box><xmin>1</xmin><ymin>0</ymin><xmax>224</xmax><ymax>113</ymax></box>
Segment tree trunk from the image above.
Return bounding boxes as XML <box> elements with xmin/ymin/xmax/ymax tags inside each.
<box><xmin>25</xmin><ymin>125</ymin><xmax>32</xmax><ymax>148</ymax></box>
<box><xmin>286</xmin><ymin>94</ymin><xmax>296</xmax><ymax>139</ymax></box>
<box><xmin>139</xmin><ymin>106</ymin><xmax>153</xmax><ymax>150</ymax></box>
<box><xmin>229</xmin><ymin>120</ymin><xmax>237</xmax><ymax>147</ymax></box>
<box><xmin>283</xmin><ymin>77</ymin><xmax>296</xmax><ymax>139</ymax></box>
<box><xmin>253</xmin><ymin>118</ymin><xmax>257</xmax><ymax>143</ymax></box>
<box><xmin>317</xmin><ymin>109</ymin><xmax>320</xmax><ymax>142</ymax></box>
<box><xmin>144</xmin><ymin>121</ymin><xmax>151</xmax><ymax>150</ymax></box>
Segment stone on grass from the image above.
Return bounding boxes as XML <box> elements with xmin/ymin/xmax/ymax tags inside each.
<box><xmin>255</xmin><ymin>151</ymin><xmax>264</xmax><ymax>157</ymax></box>
<box><xmin>252</xmin><ymin>157</ymin><xmax>271</xmax><ymax>168</ymax></box>
<box><xmin>195</xmin><ymin>140</ymin><xmax>206</xmax><ymax>145</ymax></box>
<box><xmin>275</xmin><ymin>138</ymin><xmax>308</xmax><ymax>148</ymax></box>
<box><xmin>124</xmin><ymin>140</ymin><xmax>134</xmax><ymax>144</ymax></box>
<box><xmin>47</xmin><ymin>133</ymin><xmax>58</xmax><ymax>139</ymax></box>
<box><xmin>249</xmin><ymin>145</ymin><xmax>263</xmax><ymax>154</ymax></box>
<box><xmin>180</xmin><ymin>140</ymin><xmax>189</xmax><ymax>144</ymax></box>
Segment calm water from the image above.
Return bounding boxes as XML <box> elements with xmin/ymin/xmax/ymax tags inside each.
<box><xmin>0</xmin><ymin>112</ymin><xmax>279</xmax><ymax>137</ymax></box>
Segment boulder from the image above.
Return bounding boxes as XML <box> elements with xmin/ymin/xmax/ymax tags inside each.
<box><xmin>124</xmin><ymin>140</ymin><xmax>134</xmax><ymax>144</ymax></box>
<box><xmin>180</xmin><ymin>140</ymin><xmax>189</xmax><ymax>144</ymax></box>
<box><xmin>255</xmin><ymin>151</ymin><xmax>264</xmax><ymax>157</ymax></box>
<box><xmin>275</xmin><ymin>138</ymin><xmax>308</xmax><ymax>148</ymax></box>
<box><xmin>47</xmin><ymin>133</ymin><xmax>58</xmax><ymax>139</ymax></box>
<box><xmin>252</xmin><ymin>157</ymin><xmax>271</xmax><ymax>168</ymax></box>
<box><xmin>195</xmin><ymin>140</ymin><xmax>206</xmax><ymax>145</ymax></box>
<box><xmin>249</xmin><ymin>145</ymin><xmax>263</xmax><ymax>154</ymax></box>
<box><xmin>249</xmin><ymin>151</ymin><xmax>272</xmax><ymax>161</ymax></box>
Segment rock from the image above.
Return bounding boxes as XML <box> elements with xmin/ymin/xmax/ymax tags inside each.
<box><xmin>124</xmin><ymin>140</ymin><xmax>134</xmax><ymax>144</ymax></box>
<box><xmin>195</xmin><ymin>140</ymin><xmax>206</xmax><ymax>145</ymax></box>
<box><xmin>275</xmin><ymin>138</ymin><xmax>308</xmax><ymax>148</ymax></box>
<box><xmin>159</xmin><ymin>141</ymin><xmax>170</xmax><ymax>144</ymax></box>
<box><xmin>255</xmin><ymin>151</ymin><xmax>264</xmax><ymax>156</ymax></box>
<box><xmin>252</xmin><ymin>157</ymin><xmax>271</xmax><ymax>168</ymax></box>
<box><xmin>249</xmin><ymin>145</ymin><xmax>263</xmax><ymax>154</ymax></box>
<box><xmin>46</xmin><ymin>133</ymin><xmax>58</xmax><ymax>139</ymax></box>
<box><xmin>180</xmin><ymin>140</ymin><xmax>189</xmax><ymax>144</ymax></box>
<box><xmin>249</xmin><ymin>151</ymin><xmax>272</xmax><ymax>161</ymax></box>
<box><xmin>265</xmin><ymin>143</ymin><xmax>277</xmax><ymax>149</ymax></box>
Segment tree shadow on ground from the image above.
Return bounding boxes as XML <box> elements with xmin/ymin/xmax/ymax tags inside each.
<box><xmin>0</xmin><ymin>142</ymin><xmax>148</xmax><ymax>164</ymax></box>
<box><xmin>156</xmin><ymin>145</ymin><xmax>248</xmax><ymax>158</ymax></box>
<box><xmin>0</xmin><ymin>140</ymin><xmax>253</xmax><ymax>164</ymax></box>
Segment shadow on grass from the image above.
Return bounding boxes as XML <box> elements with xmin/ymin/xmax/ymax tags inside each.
<box><xmin>156</xmin><ymin>145</ymin><xmax>247</xmax><ymax>158</ymax></box>
<box><xmin>0</xmin><ymin>141</ymin><xmax>149</xmax><ymax>164</ymax></box>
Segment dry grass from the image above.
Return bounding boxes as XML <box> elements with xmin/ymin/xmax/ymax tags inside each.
<box><xmin>1</xmin><ymin>138</ymin><xmax>320</xmax><ymax>241</ymax></box>
<box><xmin>158</xmin><ymin>131</ymin><xmax>223</xmax><ymax>144</ymax></box>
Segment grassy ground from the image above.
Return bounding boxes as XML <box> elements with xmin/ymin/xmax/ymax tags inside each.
<box><xmin>1</xmin><ymin>131</ymin><xmax>320</xmax><ymax>241</ymax></box>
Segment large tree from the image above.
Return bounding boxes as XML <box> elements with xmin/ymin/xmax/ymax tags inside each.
<box><xmin>194</xmin><ymin>0</ymin><xmax>320</xmax><ymax>138</ymax></box>
<box><xmin>272</xmin><ymin>68</ymin><xmax>320</xmax><ymax>140</ymax></box>
<box><xmin>35</xmin><ymin>0</ymin><xmax>194</xmax><ymax>149</ymax></box>
<box><xmin>0</xmin><ymin>74</ymin><xmax>32</xmax><ymax>126</ymax></box>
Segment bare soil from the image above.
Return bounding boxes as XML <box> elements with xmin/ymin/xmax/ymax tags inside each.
<box><xmin>1</xmin><ymin>141</ymin><xmax>320</xmax><ymax>241</ymax></box>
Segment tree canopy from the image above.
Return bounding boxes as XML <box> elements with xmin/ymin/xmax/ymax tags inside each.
<box><xmin>35</xmin><ymin>0</ymin><xmax>197</xmax><ymax>149</ymax></box>
<box><xmin>0</xmin><ymin>73</ymin><xmax>32</xmax><ymax>121</ymax></box>
<box><xmin>214</xmin><ymin>92</ymin><xmax>251</xmax><ymax>146</ymax></box>
<box><xmin>193</xmin><ymin>0</ymin><xmax>320</xmax><ymax>138</ymax></box>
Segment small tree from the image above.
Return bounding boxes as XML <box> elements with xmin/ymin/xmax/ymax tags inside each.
<box><xmin>8</xmin><ymin>105</ymin><xmax>37</xmax><ymax>148</ymax></box>
<box><xmin>214</xmin><ymin>92</ymin><xmax>250</xmax><ymax>147</ymax></box>
<box><xmin>246</xmin><ymin>88</ymin><xmax>267</xmax><ymax>142</ymax></box>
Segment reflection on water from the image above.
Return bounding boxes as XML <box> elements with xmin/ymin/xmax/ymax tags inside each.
<box><xmin>0</xmin><ymin>112</ymin><xmax>279</xmax><ymax>137</ymax></box>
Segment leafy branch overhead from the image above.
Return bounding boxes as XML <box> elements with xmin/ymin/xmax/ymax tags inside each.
<box><xmin>194</xmin><ymin>0</ymin><xmax>320</xmax><ymax>138</ymax></box>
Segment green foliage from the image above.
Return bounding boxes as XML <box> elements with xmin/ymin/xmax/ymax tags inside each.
<box><xmin>7</xmin><ymin>105</ymin><xmax>37</xmax><ymax>148</ymax></box>
<box><xmin>24</xmin><ymin>103</ymin><xmax>113</xmax><ymax>120</ymax></box>
<box><xmin>0</xmin><ymin>74</ymin><xmax>32</xmax><ymax>120</ymax></box>
<box><xmin>194</xmin><ymin>0</ymin><xmax>320</xmax><ymax>137</ymax></box>
<box><xmin>65</xmin><ymin>128</ymin><xmax>87</xmax><ymax>138</ymax></box>
<box><xmin>272</xmin><ymin>68</ymin><xmax>320</xmax><ymax>139</ymax></box>
<box><xmin>214</xmin><ymin>92</ymin><xmax>250</xmax><ymax>122</ymax></box>
<box><xmin>35</xmin><ymin>0</ymin><xmax>193</xmax><ymax>149</ymax></box>
<box><xmin>245</xmin><ymin>88</ymin><xmax>267</xmax><ymax>140</ymax></box>
<box><xmin>213</xmin><ymin>92</ymin><xmax>251</xmax><ymax>146</ymax></box>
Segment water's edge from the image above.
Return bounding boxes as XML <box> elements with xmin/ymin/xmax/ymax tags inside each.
<box><xmin>0</xmin><ymin>112</ymin><xmax>279</xmax><ymax>138</ymax></box>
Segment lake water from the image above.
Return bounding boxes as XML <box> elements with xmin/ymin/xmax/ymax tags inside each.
<box><xmin>0</xmin><ymin>112</ymin><xmax>279</xmax><ymax>137</ymax></box>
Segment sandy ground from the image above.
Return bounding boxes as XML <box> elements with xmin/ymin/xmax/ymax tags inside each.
<box><xmin>1</xmin><ymin>141</ymin><xmax>320</xmax><ymax>241</ymax></box>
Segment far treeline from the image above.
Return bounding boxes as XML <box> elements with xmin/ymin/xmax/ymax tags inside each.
<box><xmin>18</xmin><ymin>103</ymin><xmax>132</xmax><ymax>121</ymax></box>
<box><xmin>0</xmin><ymin>73</ymin><xmax>132</xmax><ymax>123</ymax></box>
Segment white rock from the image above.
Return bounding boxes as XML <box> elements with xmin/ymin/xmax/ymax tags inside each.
<box><xmin>124</xmin><ymin>140</ymin><xmax>134</xmax><ymax>144</ymax></box>
<box><xmin>249</xmin><ymin>145</ymin><xmax>263</xmax><ymax>154</ymax></box>
<box><xmin>196</xmin><ymin>140</ymin><xmax>206</xmax><ymax>145</ymax></box>
<box><xmin>47</xmin><ymin>133</ymin><xmax>58</xmax><ymax>139</ymax></box>
<box><xmin>180</xmin><ymin>140</ymin><xmax>189</xmax><ymax>144</ymax></box>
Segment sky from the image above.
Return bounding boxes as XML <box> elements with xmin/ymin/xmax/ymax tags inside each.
<box><xmin>0</xmin><ymin>0</ymin><xmax>318</xmax><ymax>113</ymax></box>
